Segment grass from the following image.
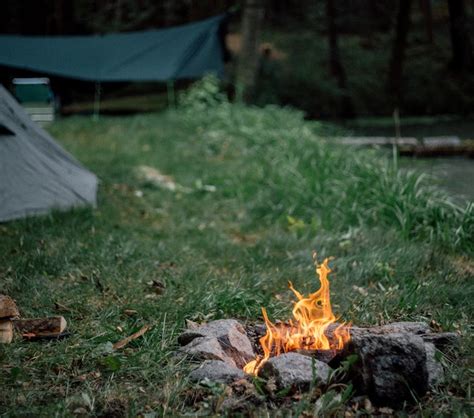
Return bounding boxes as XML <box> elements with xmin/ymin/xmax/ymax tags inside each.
<box><xmin>0</xmin><ymin>103</ymin><xmax>473</xmax><ymax>416</ymax></box>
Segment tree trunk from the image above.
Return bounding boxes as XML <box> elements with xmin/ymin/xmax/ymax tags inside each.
<box><xmin>447</xmin><ymin>0</ymin><xmax>473</xmax><ymax>71</ymax></box>
<box><xmin>235</xmin><ymin>0</ymin><xmax>265</xmax><ymax>103</ymax></box>
<box><xmin>326</xmin><ymin>0</ymin><xmax>355</xmax><ymax>118</ymax></box>
<box><xmin>387</xmin><ymin>0</ymin><xmax>413</xmax><ymax>106</ymax></box>
<box><xmin>114</xmin><ymin>0</ymin><xmax>123</xmax><ymax>31</ymax></box>
<box><xmin>419</xmin><ymin>0</ymin><xmax>433</xmax><ymax>44</ymax></box>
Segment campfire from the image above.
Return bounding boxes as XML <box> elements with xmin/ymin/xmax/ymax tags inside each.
<box><xmin>243</xmin><ymin>252</ymin><xmax>350</xmax><ymax>375</ymax></box>
<box><xmin>178</xmin><ymin>252</ymin><xmax>459</xmax><ymax>410</ymax></box>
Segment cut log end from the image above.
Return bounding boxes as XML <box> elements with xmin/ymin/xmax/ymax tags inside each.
<box><xmin>0</xmin><ymin>319</ymin><xmax>13</xmax><ymax>343</ymax></box>
<box><xmin>0</xmin><ymin>295</ymin><xmax>20</xmax><ymax>319</ymax></box>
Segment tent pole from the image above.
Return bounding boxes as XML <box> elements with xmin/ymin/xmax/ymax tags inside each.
<box><xmin>93</xmin><ymin>81</ymin><xmax>101</xmax><ymax>121</ymax></box>
<box><xmin>167</xmin><ymin>80</ymin><xmax>176</xmax><ymax>108</ymax></box>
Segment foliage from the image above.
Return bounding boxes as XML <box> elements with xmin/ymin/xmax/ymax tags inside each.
<box><xmin>178</xmin><ymin>74</ymin><xmax>228</xmax><ymax>112</ymax></box>
<box><xmin>0</xmin><ymin>105</ymin><xmax>472</xmax><ymax>416</ymax></box>
<box><xmin>258</xmin><ymin>28</ymin><xmax>474</xmax><ymax>117</ymax></box>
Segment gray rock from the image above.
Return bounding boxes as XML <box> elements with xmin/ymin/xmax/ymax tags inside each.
<box><xmin>422</xmin><ymin>332</ymin><xmax>460</xmax><ymax>352</ymax></box>
<box><xmin>295</xmin><ymin>349</ymin><xmax>338</xmax><ymax>364</ymax></box>
<box><xmin>179</xmin><ymin>319</ymin><xmax>246</xmax><ymax>345</ymax></box>
<box><xmin>218</xmin><ymin>328</ymin><xmax>255</xmax><ymax>368</ymax></box>
<box><xmin>348</xmin><ymin>333</ymin><xmax>429</xmax><ymax>408</ymax></box>
<box><xmin>378</xmin><ymin>322</ymin><xmax>431</xmax><ymax>335</ymax></box>
<box><xmin>189</xmin><ymin>360</ymin><xmax>246</xmax><ymax>384</ymax></box>
<box><xmin>350</xmin><ymin>322</ymin><xmax>430</xmax><ymax>337</ymax></box>
<box><xmin>424</xmin><ymin>342</ymin><xmax>444</xmax><ymax>386</ymax></box>
<box><xmin>349</xmin><ymin>323</ymin><xmax>459</xmax><ymax>355</ymax></box>
<box><xmin>261</xmin><ymin>352</ymin><xmax>332</xmax><ymax>389</ymax></box>
<box><xmin>180</xmin><ymin>336</ymin><xmax>236</xmax><ymax>367</ymax></box>
<box><xmin>179</xmin><ymin>319</ymin><xmax>255</xmax><ymax>368</ymax></box>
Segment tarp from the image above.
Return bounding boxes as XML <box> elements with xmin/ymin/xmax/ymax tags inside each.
<box><xmin>0</xmin><ymin>15</ymin><xmax>225</xmax><ymax>82</ymax></box>
<box><xmin>0</xmin><ymin>85</ymin><xmax>97</xmax><ymax>222</ymax></box>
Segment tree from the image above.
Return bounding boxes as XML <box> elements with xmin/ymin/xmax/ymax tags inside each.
<box><xmin>235</xmin><ymin>0</ymin><xmax>265</xmax><ymax>103</ymax></box>
<box><xmin>419</xmin><ymin>0</ymin><xmax>433</xmax><ymax>44</ymax></box>
<box><xmin>326</xmin><ymin>0</ymin><xmax>355</xmax><ymax>118</ymax></box>
<box><xmin>447</xmin><ymin>0</ymin><xmax>473</xmax><ymax>71</ymax></box>
<box><xmin>72</xmin><ymin>0</ymin><xmax>157</xmax><ymax>34</ymax></box>
<box><xmin>387</xmin><ymin>0</ymin><xmax>413</xmax><ymax>106</ymax></box>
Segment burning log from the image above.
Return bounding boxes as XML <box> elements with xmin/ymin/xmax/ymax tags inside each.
<box><xmin>243</xmin><ymin>255</ymin><xmax>350</xmax><ymax>375</ymax></box>
<box><xmin>13</xmin><ymin>316</ymin><xmax>67</xmax><ymax>339</ymax></box>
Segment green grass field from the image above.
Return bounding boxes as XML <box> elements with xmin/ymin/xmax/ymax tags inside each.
<box><xmin>0</xmin><ymin>103</ymin><xmax>472</xmax><ymax>416</ymax></box>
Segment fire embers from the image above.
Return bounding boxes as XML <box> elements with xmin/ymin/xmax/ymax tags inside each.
<box><xmin>244</xmin><ymin>254</ymin><xmax>350</xmax><ymax>375</ymax></box>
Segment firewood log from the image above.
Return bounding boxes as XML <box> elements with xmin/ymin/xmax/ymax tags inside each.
<box><xmin>0</xmin><ymin>295</ymin><xmax>20</xmax><ymax>318</ymax></box>
<box><xmin>0</xmin><ymin>319</ymin><xmax>13</xmax><ymax>343</ymax></box>
<box><xmin>13</xmin><ymin>316</ymin><xmax>67</xmax><ymax>338</ymax></box>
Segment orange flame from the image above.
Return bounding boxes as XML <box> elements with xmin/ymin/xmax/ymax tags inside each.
<box><xmin>244</xmin><ymin>253</ymin><xmax>350</xmax><ymax>375</ymax></box>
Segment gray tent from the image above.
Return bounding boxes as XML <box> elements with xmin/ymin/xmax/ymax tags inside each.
<box><xmin>0</xmin><ymin>85</ymin><xmax>97</xmax><ymax>222</ymax></box>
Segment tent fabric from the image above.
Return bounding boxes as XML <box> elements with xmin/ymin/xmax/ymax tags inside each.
<box><xmin>0</xmin><ymin>15</ymin><xmax>226</xmax><ymax>82</ymax></box>
<box><xmin>0</xmin><ymin>85</ymin><xmax>97</xmax><ymax>222</ymax></box>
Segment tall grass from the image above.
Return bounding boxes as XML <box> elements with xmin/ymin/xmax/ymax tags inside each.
<box><xmin>176</xmin><ymin>102</ymin><xmax>473</xmax><ymax>252</ymax></box>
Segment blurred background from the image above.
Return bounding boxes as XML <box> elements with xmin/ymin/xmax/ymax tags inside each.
<box><xmin>1</xmin><ymin>1</ymin><xmax>473</xmax><ymax>116</ymax></box>
<box><xmin>1</xmin><ymin>0</ymin><xmax>473</xmax><ymax>198</ymax></box>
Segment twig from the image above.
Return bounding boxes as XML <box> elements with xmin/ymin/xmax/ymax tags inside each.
<box><xmin>113</xmin><ymin>325</ymin><xmax>149</xmax><ymax>350</ymax></box>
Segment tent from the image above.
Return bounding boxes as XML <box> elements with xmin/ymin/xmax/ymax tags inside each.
<box><xmin>0</xmin><ymin>85</ymin><xmax>97</xmax><ymax>222</ymax></box>
<box><xmin>0</xmin><ymin>15</ymin><xmax>226</xmax><ymax>82</ymax></box>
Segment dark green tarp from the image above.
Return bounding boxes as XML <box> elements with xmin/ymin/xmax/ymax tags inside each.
<box><xmin>0</xmin><ymin>15</ymin><xmax>225</xmax><ymax>81</ymax></box>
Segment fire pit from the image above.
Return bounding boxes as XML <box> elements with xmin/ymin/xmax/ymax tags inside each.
<box><xmin>178</xmin><ymin>253</ymin><xmax>459</xmax><ymax>409</ymax></box>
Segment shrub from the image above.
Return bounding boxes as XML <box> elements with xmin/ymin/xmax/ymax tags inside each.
<box><xmin>178</xmin><ymin>74</ymin><xmax>228</xmax><ymax>111</ymax></box>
